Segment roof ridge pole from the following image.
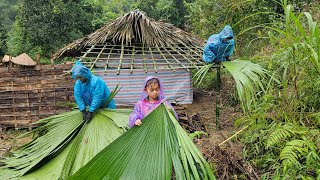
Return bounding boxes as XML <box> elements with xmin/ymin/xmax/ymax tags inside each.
<box><xmin>163</xmin><ymin>46</ymin><xmax>189</xmax><ymax>72</ymax></box>
<box><xmin>90</xmin><ymin>43</ymin><xmax>108</xmax><ymax>70</ymax></box>
<box><xmin>117</xmin><ymin>44</ymin><xmax>124</xmax><ymax>75</ymax></box>
<box><xmin>155</xmin><ymin>45</ymin><xmax>175</xmax><ymax>72</ymax></box>
<box><xmin>104</xmin><ymin>45</ymin><xmax>115</xmax><ymax>75</ymax></box>
<box><xmin>142</xmin><ymin>44</ymin><xmax>147</xmax><ymax>73</ymax></box>
<box><xmin>171</xmin><ymin>46</ymin><xmax>199</xmax><ymax>70</ymax></box>
<box><xmin>148</xmin><ymin>47</ymin><xmax>157</xmax><ymax>73</ymax></box>
<box><xmin>130</xmin><ymin>46</ymin><xmax>135</xmax><ymax>74</ymax></box>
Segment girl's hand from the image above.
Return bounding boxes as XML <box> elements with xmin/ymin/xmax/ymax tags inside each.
<box><xmin>135</xmin><ymin>119</ymin><xmax>142</xmax><ymax>126</ymax></box>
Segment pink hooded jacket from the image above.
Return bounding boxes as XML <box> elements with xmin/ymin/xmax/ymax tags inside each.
<box><xmin>128</xmin><ymin>76</ymin><xmax>178</xmax><ymax>127</ymax></box>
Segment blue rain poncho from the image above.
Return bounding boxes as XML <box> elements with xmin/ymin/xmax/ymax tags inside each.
<box><xmin>203</xmin><ymin>25</ymin><xmax>235</xmax><ymax>63</ymax></box>
<box><xmin>72</xmin><ymin>61</ymin><xmax>116</xmax><ymax>112</ymax></box>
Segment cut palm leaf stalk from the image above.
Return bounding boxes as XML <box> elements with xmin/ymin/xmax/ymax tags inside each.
<box><xmin>0</xmin><ymin>109</ymin><xmax>130</xmax><ymax>180</ymax></box>
<box><xmin>69</xmin><ymin>104</ymin><xmax>215</xmax><ymax>180</ymax></box>
<box><xmin>105</xmin><ymin>83</ymin><xmax>121</xmax><ymax>107</ymax></box>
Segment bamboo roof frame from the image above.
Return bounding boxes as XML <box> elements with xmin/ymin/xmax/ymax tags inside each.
<box><xmin>53</xmin><ymin>10</ymin><xmax>207</xmax><ymax>74</ymax></box>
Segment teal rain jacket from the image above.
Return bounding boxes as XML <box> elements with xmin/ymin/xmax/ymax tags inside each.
<box><xmin>203</xmin><ymin>25</ymin><xmax>235</xmax><ymax>63</ymax></box>
<box><xmin>72</xmin><ymin>61</ymin><xmax>116</xmax><ymax>112</ymax></box>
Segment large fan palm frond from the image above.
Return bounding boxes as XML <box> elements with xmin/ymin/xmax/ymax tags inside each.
<box><xmin>194</xmin><ymin>60</ymin><xmax>271</xmax><ymax>112</ymax></box>
<box><xmin>69</xmin><ymin>104</ymin><xmax>215</xmax><ymax>180</ymax></box>
<box><xmin>223</xmin><ymin>60</ymin><xmax>269</xmax><ymax>111</ymax></box>
<box><xmin>0</xmin><ymin>109</ymin><xmax>130</xmax><ymax>180</ymax></box>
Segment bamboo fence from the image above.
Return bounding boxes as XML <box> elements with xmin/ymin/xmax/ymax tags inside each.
<box><xmin>0</xmin><ymin>64</ymin><xmax>74</xmax><ymax>129</ymax></box>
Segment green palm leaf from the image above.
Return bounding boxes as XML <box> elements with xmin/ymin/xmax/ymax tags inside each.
<box><xmin>69</xmin><ymin>104</ymin><xmax>215</xmax><ymax>180</ymax></box>
<box><xmin>0</xmin><ymin>110</ymin><xmax>130</xmax><ymax>180</ymax></box>
<box><xmin>194</xmin><ymin>60</ymin><xmax>271</xmax><ymax>112</ymax></box>
<box><xmin>0</xmin><ymin>111</ymin><xmax>83</xmax><ymax>178</ymax></box>
<box><xmin>222</xmin><ymin>60</ymin><xmax>269</xmax><ymax>111</ymax></box>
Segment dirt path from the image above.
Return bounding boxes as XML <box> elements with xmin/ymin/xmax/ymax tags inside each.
<box><xmin>0</xmin><ymin>130</ymin><xmax>32</xmax><ymax>157</ymax></box>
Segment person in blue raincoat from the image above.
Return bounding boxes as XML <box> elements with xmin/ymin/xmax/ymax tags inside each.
<box><xmin>203</xmin><ymin>25</ymin><xmax>235</xmax><ymax>64</ymax></box>
<box><xmin>72</xmin><ymin>61</ymin><xmax>116</xmax><ymax>123</ymax></box>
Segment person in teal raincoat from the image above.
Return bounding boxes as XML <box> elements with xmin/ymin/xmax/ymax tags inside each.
<box><xmin>203</xmin><ymin>25</ymin><xmax>235</xmax><ymax>64</ymax></box>
<box><xmin>72</xmin><ymin>61</ymin><xmax>116</xmax><ymax>123</ymax></box>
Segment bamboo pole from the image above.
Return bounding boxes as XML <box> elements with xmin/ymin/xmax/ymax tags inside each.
<box><xmin>163</xmin><ymin>47</ymin><xmax>189</xmax><ymax>72</ymax></box>
<box><xmin>216</xmin><ymin>65</ymin><xmax>221</xmax><ymax>130</ymax></box>
<box><xmin>171</xmin><ymin>46</ymin><xmax>199</xmax><ymax>70</ymax></box>
<box><xmin>81</xmin><ymin>45</ymin><xmax>96</xmax><ymax>60</ymax></box>
<box><xmin>117</xmin><ymin>45</ymin><xmax>124</xmax><ymax>75</ymax></box>
<box><xmin>148</xmin><ymin>47</ymin><xmax>157</xmax><ymax>73</ymax></box>
<box><xmin>130</xmin><ymin>46</ymin><xmax>135</xmax><ymax>74</ymax></box>
<box><xmin>141</xmin><ymin>45</ymin><xmax>147</xmax><ymax>73</ymax></box>
<box><xmin>155</xmin><ymin>45</ymin><xmax>175</xmax><ymax>72</ymax></box>
<box><xmin>90</xmin><ymin>43</ymin><xmax>107</xmax><ymax>70</ymax></box>
<box><xmin>104</xmin><ymin>45</ymin><xmax>115</xmax><ymax>74</ymax></box>
<box><xmin>176</xmin><ymin>46</ymin><xmax>203</xmax><ymax>65</ymax></box>
<box><xmin>218</xmin><ymin>123</ymin><xmax>252</xmax><ymax>146</ymax></box>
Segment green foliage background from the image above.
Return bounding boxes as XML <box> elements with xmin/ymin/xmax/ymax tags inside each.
<box><xmin>0</xmin><ymin>0</ymin><xmax>320</xmax><ymax>178</ymax></box>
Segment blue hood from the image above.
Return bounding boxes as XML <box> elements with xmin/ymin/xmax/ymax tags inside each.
<box><xmin>71</xmin><ymin>60</ymin><xmax>92</xmax><ymax>80</ymax></box>
<box><xmin>219</xmin><ymin>25</ymin><xmax>234</xmax><ymax>41</ymax></box>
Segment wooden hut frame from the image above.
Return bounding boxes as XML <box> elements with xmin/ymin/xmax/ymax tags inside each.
<box><xmin>52</xmin><ymin>10</ymin><xmax>208</xmax><ymax>106</ymax></box>
<box><xmin>53</xmin><ymin>10</ymin><xmax>205</xmax><ymax>74</ymax></box>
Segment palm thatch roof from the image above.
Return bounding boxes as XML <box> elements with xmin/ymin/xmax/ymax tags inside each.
<box><xmin>11</xmin><ymin>53</ymin><xmax>36</xmax><ymax>66</ymax></box>
<box><xmin>2</xmin><ymin>55</ymin><xmax>13</xmax><ymax>62</ymax></box>
<box><xmin>53</xmin><ymin>9</ymin><xmax>205</xmax><ymax>74</ymax></box>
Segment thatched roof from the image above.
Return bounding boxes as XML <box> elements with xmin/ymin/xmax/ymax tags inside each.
<box><xmin>11</xmin><ymin>53</ymin><xmax>36</xmax><ymax>66</ymax></box>
<box><xmin>53</xmin><ymin>10</ymin><xmax>205</xmax><ymax>74</ymax></box>
<box><xmin>2</xmin><ymin>55</ymin><xmax>12</xmax><ymax>62</ymax></box>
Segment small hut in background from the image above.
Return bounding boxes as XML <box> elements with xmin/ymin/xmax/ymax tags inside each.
<box><xmin>1</xmin><ymin>53</ymin><xmax>36</xmax><ymax>68</ymax></box>
<box><xmin>53</xmin><ymin>10</ymin><xmax>205</xmax><ymax>106</ymax></box>
<box><xmin>2</xmin><ymin>55</ymin><xmax>14</xmax><ymax>67</ymax></box>
<box><xmin>12</xmin><ymin>53</ymin><xmax>36</xmax><ymax>67</ymax></box>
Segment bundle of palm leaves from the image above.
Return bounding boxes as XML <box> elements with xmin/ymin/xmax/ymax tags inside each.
<box><xmin>70</xmin><ymin>104</ymin><xmax>215</xmax><ymax>180</ymax></box>
<box><xmin>0</xmin><ymin>109</ymin><xmax>130</xmax><ymax>179</ymax></box>
<box><xmin>0</xmin><ymin>105</ymin><xmax>215</xmax><ymax>179</ymax></box>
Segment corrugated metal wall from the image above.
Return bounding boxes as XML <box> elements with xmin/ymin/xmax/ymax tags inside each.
<box><xmin>95</xmin><ymin>69</ymin><xmax>193</xmax><ymax>106</ymax></box>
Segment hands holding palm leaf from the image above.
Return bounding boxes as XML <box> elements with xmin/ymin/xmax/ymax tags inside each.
<box><xmin>81</xmin><ymin>110</ymin><xmax>93</xmax><ymax>123</ymax></box>
<box><xmin>134</xmin><ymin>119</ymin><xmax>142</xmax><ymax>126</ymax></box>
<box><xmin>85</xmin><ymin>112</ymin><xmax>93</xmax><ymax>123</ymax></box>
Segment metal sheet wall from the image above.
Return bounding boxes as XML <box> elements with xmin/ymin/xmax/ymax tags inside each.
<box><xmin>95</xmin><ymin>69</ymin><xmax>193</xmax><ymax>106</ymax></box>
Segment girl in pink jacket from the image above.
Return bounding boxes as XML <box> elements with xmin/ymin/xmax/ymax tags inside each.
<box><xmin>128</xmin><ymin>76</ymin><xmax>178</xmax><ymax>127</ymax></box>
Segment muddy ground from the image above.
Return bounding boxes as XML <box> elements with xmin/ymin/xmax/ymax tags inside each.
<box><xmin>0</xmin><ymin>76</ymin><xmax>257</xmax><ymax>179</ymax></box>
